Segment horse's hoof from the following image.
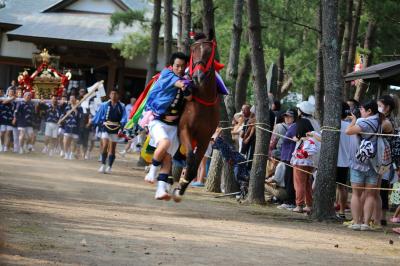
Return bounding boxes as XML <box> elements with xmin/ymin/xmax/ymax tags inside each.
<box><xmin>172</xmin><ymin>188</ymin><xmax>183</xmax><ymax>203</ymax></box>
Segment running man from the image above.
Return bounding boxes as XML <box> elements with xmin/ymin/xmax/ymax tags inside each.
<box><xmin>91</xmin><ymin>89</ymin><xmax>127</xmax><ymax>174</ymax></box>
<box><xmin>144</xmin><ymin>52</ymin><xmax>192</xmax><ymax>200</ymax></box>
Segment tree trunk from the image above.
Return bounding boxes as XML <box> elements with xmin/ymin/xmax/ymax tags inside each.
<box><xmin>205</xmin><ymin>150</ymin><xmax>222</xmax><ymax>193</ymax></box>
<box><xmin>276</xmin><ymin>1</ymin><xmax>288</xmax><ymax>101</ymax></box>
<box><xmin>182</xmin><ymin>0</ymin><xmax>191</xmax><ymax>56</ymax></box>
<box><xmin>314</xmin><ymin>1</ymin><xmax>324</xmax><ymax>125</ymax></box>
<box><xmin>163</xmin><ymin>0</ymin><xmax>173</xmax><ymax>66</ymax></box>
<box><xmin>225</xmin><ymin>0</ymin><xmax>244</xmax><ymax>114</ymax></box>
<box><xmin>202</xmin><ymin>0</ymin><xmax>215</xmax><ymax>39</ymax></box>
<box><xmin>177</xmin><ymin>4</ymin><xmax>183</xmax><ymax>52</ymax></box>
<box><xmin>313</xmin><ymin>0</ymin><xmax>342</xmax><ymax>221</ymax></box>
<box><xmin>337</xmin><ymin>0</ymin><xmax>346</xmax><ymax>55</ymax></box>
<box><xmin>245</xmin><ymin>0</ymin><xmax>269</xmax><ymax>205</ymax></box>
<box><xmin>354</xmin><ymin>20</ymin><xmax>376</xmax><ymax>101</ymax></box>
<box><xmin>235</xmin><ymin>52</ymin><xmax>251</xmax><ymax>111</ymax></box>
<box><xmin>146</xmin><ymin>0</ymin><xmax>162</xmax><ymax>84</ymax></box>
<box><xmin>340</xmin><ymin>0</ymin><xmax>353</xmax><ymax>76</ymax></box>
<box><xmin>344</xmin><ymin>0</ymin><xmax>362</xmax><ymax>95</ymax></box>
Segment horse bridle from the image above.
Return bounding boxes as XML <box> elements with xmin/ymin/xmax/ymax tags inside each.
<box><xmin>189</xmin><ymin>40</ymin><xmax>219</xmax><ymax>106</ymax></box>
<box><xmin>189</xmin><ymin>40</ymin><xmax>216</xmax><ymax>78</ymax></box>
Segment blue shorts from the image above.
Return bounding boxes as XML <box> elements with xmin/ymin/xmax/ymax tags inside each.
<box><xmin>350</xmin><ymin>168</ymin><xmax>378</xmax><ymax>185</ymax></box>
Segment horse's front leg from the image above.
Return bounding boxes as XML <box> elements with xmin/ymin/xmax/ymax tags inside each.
<box><xmin>172</xmin><ymin>128</ymin><xmax>206</xmax><ymax>202</ymax></box>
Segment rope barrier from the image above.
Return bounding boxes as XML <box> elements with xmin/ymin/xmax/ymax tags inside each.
<box><xmin>216</xmin><ymin>153</ymin><xmax>400</xmax><ymax>192</ymax></box>
<box><xmin>214</xmin><ymin>121</ymin><xmax>400</xmax><ymax>192</ymax></box>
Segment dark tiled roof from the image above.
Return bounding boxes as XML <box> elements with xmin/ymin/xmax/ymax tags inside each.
<box><xmin>344</xmin><ymin>60</ymin><xmax>400</xmax><ymax>82</ymax></box>
<box><xmin>0</xmin><ymin>0</ymin><xmax>149</xmax><ymax>45</ymax></box>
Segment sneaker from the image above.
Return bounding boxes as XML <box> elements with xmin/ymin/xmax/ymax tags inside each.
<box><xmin>64</xmin><ymin>153</ymin><xmax>69</xmax><ymax>160</ymax></box>
<box><xmin>191</xmin><ymin>181</ymin><xmax>205</xmax><ymax>187</ymax></box>
<box><xmin>98</xmin><ymin>164</ymin><xmax>106</xmax><ymax>173</ymax></box>
<box><xmin>28</xmin><ymin>145</ymin><xmax>33</xmax><ymax>152</ymax></box>
<box><xmin>119</xmin><ymin>150</ymin><xmax>127</xmax><ymax>157</ymax></box>
<box><xmin>360</xmin><ymin>224</ymin><xmax>371</xmax><ymax>231</ymax></box>
<box><xmin>292</xmin><ymin>206</ymin><xmax>303</xmax><ymax>213</ymax></box>
<box><xmin>277</xmin><ymin>204</ymin><xmax>295</xmax><ymax>210</ymax></box>
<box><xmin>343</xmin><ymin>220</ymin><xmax>354</xmax><ymax>227</ymax></box>
<box><xmin>42</xmin><ymin>146</ymin><xmax>48</xmax><ymax>154</ymax></box>
<box><xmin>145</xmin><ymin>165</ymin><xmax>160</xmax><ymax>184</ymax></box>
<box><xmin>3</xmin><ymin>146</ymin><xmax>7</xmax><ymax>152</ymax></box>
<box><xmin>84</xmin><ymin>152</ymin><xmax>90</xmax><ymax>160</ymax></box>
<box><xmin>60</xmin><ymin>150</ymin><xmax>64</xmax><ymax>157</ymax></box>
<box><xmin>303</xmin><ymin>206</ymin><xmax>312</xmax><ymax>213</ymax></box>
<box><xmin>19</xmin><ymin>148</ymin><xmax>24</xmax><ymax>154</ymax></box>
<box><xmin>105</xmin><ymin>166</ymin><xmax>112</xmax><ymax>174</ymax></box>
<box><xmin>155</xmin><ymin>181</ymin><xmax>171</xmax><ymax>201</ymax></box>
<box><xmin>349</xmin><ymin>223</ymin><xmax>361</xmax><ymax>230</ymax></box>
<box><xmin>277</xmin><ymin>204</ymin><xmax>290</xmax><ymax>210</ymax></box>
<box><xmin>0</xmin><ymin>146</ymin><xmax>3</xmax><ymax>152</ymax></box>
<box><xmin>48</xmin><ymin>149</ymin><xmax>54</xmax><ymax>157</ymax></box>
<box><xmin>68</xmin><ymin>153</ymin><xmax>75</xmax><ymax>160</ymax></box>
<box><xmin>336</xmin><ymin>213</ymin><xmax>346</xmax><ymax>220</ymax></box>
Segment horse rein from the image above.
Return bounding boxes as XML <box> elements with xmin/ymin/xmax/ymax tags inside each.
<box><xmin>189</xmin><ymin>40</ymin><xmax>219</xmax><ymax>107</ymax></box>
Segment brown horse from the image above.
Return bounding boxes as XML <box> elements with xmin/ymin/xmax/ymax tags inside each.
<box><xmin>172</xmin><ymin>35</ymin><xmax>220</xmax><ymax>201</ymax></box>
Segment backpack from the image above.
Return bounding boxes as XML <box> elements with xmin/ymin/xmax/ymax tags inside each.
<box><xmin>355</xmin><ymin>120</ymin><xmax>377</xmax><ymax>163</ymax></box>
<box><xmin>371</xmin><ymin>125</ymin><xmax>392</xmax><ymax>175</ymax></box>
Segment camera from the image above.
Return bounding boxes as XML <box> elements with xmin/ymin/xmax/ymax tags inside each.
<box><xmin>344</xmin><ymin>109</ymin><xmax>352</xmax><ymax>116</ymax></box>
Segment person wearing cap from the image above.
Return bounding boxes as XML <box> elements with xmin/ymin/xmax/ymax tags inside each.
<box><xmin>13</xmin><ymin>92</ymin><xmax>35</xmax><ymax>154</ymax></box>
<box><xmin>296</xmin><ymin>101</ymin><xmax>320</xmax><ymax>131</ymax></box>
<box><xmin>276</xmin><ymin>108</ymin><xmax>298</xmax><ymax>210</ymax></box>
<box><xmin>268</xmin><ymin>109</ymin><xmax>295</xmax><ymax>176</ymax></box>
<box><xmin>91</xmin><ymin>89</ymin><xmax>126</xmax><ymax>174</ymax></box>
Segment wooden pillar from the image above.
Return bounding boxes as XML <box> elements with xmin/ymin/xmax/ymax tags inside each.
<box><xmin>107</xmin><ymin>63</ymin><xmax>117</xmax><ymax>94</ymax></box>
<box><xmin>117</xmin><ymin>67</ymin><xmax>125</xmax><ymax>99</ymax></box>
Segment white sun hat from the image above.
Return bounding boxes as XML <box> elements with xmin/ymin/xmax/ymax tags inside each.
<box><xmin>296</xmin><ymin>101</ymin><xmax>315</xmax><ymax>115</ymax></box>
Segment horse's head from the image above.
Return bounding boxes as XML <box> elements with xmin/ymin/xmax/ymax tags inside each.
<box><xmin>189</xmin><ymin>34</ymin><xmax>216</xmax><ymax>87</ymax></box>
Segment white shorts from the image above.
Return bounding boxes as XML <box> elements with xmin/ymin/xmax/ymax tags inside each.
<box><xmin>18</xmin><ymin>127</ymin><xmax>34</xmax><ymax>135</ymax></box>
<box><xmin>148</xmin><ymin>120</ymin><xmax>179</xmax><ymax>156</ymax></box>
<box><xmin>45</xmin><ymin>122</ymin><xmax>59</xmax><ymax>139</ymax></box>
<box><xmin>64</xmin><ymin>133</ymin><xmax>79</xmax><ymax>139</ymax></box>
<box><xmin>100</xmin><ymin>132</ymin><xmax>120</xmax><ymax>142</ymax></box>
<box><xmin>58</xmin><ymin>128</ymin><xmax>65</xmax><ymax>136</ymax></box>
<box><xmin>0</xmin><ymin>125</ymin><xmax>13</xmax><ymax>132</ymax></box>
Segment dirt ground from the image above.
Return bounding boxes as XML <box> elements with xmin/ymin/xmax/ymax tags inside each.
<box><xmin>0</xmin><ymin>144</ymin><xmax>399</xmax><ymax>266</ymax></box>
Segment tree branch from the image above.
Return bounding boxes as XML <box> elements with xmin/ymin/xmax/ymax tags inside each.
<box><xmin>262</xmin><ymin>12</ymin><xmax>321</xmax><ymax>33</ymax></box>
